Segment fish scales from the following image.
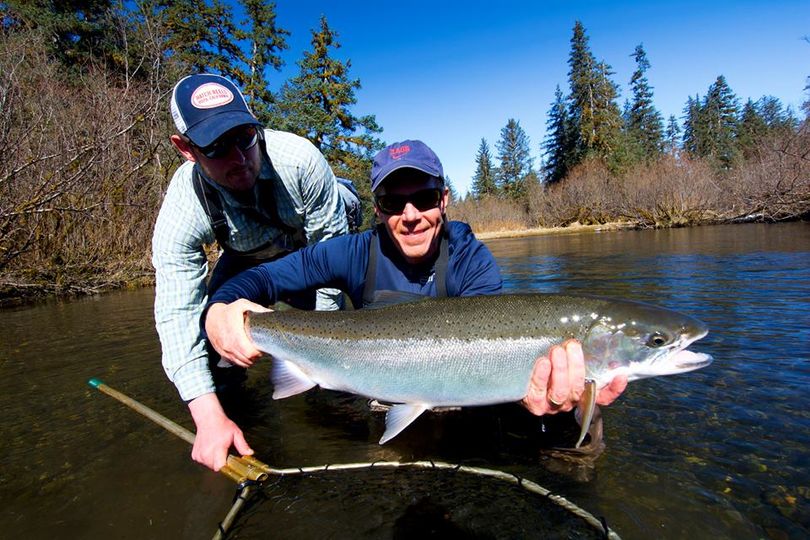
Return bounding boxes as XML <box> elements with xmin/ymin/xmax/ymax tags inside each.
<box><xmin>247</xmin><ymin>293</ymin><xmax>713</xmax><ymax>444</ymax></box>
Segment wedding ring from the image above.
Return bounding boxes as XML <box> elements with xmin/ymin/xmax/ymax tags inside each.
<box><xmin>548</xmin><ymin>395</ymin><xmax>565</xmax><ymax>407</ymax></box>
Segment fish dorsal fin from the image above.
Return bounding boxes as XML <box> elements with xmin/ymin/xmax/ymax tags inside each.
<box><xmin>365</xmin><ymin>290</ymin><xmax>429</xmax><ymax>309</ymax></box>
<box><xmin>271</xmin><ymin>358</ymin><xmax>316</xmax><ymax>399</ymax></box>
<box><xmin>269</xmin><ymin>300</ymin><xmax>295</xmax><ymax>312</ymax></box>
<box><xmin>379</xmin><ymin>403</ymin><xmax>429</xmax><ymax>444</ymax></box>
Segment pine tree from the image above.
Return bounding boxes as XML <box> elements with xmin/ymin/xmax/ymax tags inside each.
<box><xmin>591</xmin><ymin>60</ymin><xmax>624</xmax><ymax>157</ymax></box>
<box><xmin>0</xmin><ymin>0</ymin><xmax>141</xmax><ymax>73</ymax></box>
<box><xmin>756</xmin><ymin>96</ymin><xmax>797</xmax><ymax>133</ymax></box>
<box><xmin>626</xmin><ymin>44</ymin><xmax>663</xmax><ymax>160</ymax></box>
<box><xmin>682</xmin><ymin>94</ymin><xmax>702</xmax><ymax>156</ymax></box>
<box><xmin>567</xmin><ymin>20</ymin><xmax>596</xmax><ymax>161</ymax></box>
<box><xmin>273</xmin><ymin>16</ymin><xmax>383</xmax><ymax>179</ymax></box>
<box><xmin>664</xmin><ymin>115</ymin><xmax>681</xmax><ymax>155</ymax></box>
<box><xmin>737</xmin><ymin>98</ymin><xmax>768</xmax><ymax>158</ymax></box>
<box><xmin>542</xmin><ymin>85</ymin><xmax>574</xmax><ymax>184</ymax></box>
<box><xmin>471</xmin><ymin>138</ymin><xmax>497</xmax><ymax>198</ymax></box>
<box><xmin>158</xmin><ymin>0</ymin><xmax>242</xmax><ymax>75</ymax></box>
<box><xmin>702</xmin><ymin>75</ymin><xmax>739</xmax><ymax>168</ymax></box>
<box><xmin>495</xmin><ymin>118</ymin><xmax>533</xmax><ymax>200</ymax></box>
<box><xmin>232</xmin><ymin>0</ymin><xmax>290</xmax><ymax>120</ymax></box>
<box><xmin>566</xmin><ymin>21</ymin><xmax>623</xmax><ymax>164</ymax></box>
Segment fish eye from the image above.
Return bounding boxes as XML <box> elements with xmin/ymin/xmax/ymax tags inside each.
<box><xmin>646</xmin><ymin>332</ymin><xmax>669</xmax><ymax>348</ymax></box>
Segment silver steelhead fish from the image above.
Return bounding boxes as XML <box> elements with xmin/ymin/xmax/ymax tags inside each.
<box><xmin>247</xmin><ymin>293</ymin><xmax>713</xmax><ymax>446</ymax></box>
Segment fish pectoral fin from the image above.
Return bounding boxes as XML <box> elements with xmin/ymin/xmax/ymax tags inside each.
<box><xmin>271</xmin><ymin>359</ymin><xmax>317</xmax><ymax>399</ymax></box>
<box><xmin>379</xmin><ymin>403</ymin><xmax>428</xmax><ymax>444</ymax></box>
<box><xmin>574</xmin><ymin>379</ymin><xmax>597</xmax><ymax>448</ymax></box>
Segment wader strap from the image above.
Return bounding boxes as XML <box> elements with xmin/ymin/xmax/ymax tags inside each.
<box><xmin>361</xmin><ymin>230</ymin><xmax>380</xmax><ymax>306</ymax></box>
<box><xmin>193</xmin><ymin>164</ymin><xmax>230</xmax><ymax>248</ymax></box>
<box><xmin>191</xmin><ymin>149</ymin><xmax>303</xmax><ymax>255</ymax></box>
<box><xmin>361</xmin><ymin>228</ymin><xmax>448</xmax><ymax>305</ymax></box>
<box><xmin>434</xmin><ymin>231</ymin><xmax>449</xmax><ymax>298</ymax></box>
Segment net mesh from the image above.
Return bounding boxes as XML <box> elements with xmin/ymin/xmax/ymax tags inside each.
<box><xmin>224</xmin><ymin>465</ymin><xmax>612</xmax><ymax>539</ymax></box>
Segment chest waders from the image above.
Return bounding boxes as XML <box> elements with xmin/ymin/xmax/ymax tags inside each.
<box><xmin>192</xmin><ymin>143</ymin><xmax>314</xmax><ymax>399</ymax></box>
<box><xmin>361</xmin><ymin>227</ymin><xmax>449</xmax><ymax>308</ymax></box>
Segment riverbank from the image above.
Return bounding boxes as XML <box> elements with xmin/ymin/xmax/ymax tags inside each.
<box><xmin>1</xmin><ymin>219</ymin><xmax>803</xmax><ymax>308</ymax></box>
<box><xmin>474</xmin><ymin>221</ymin><xmax>637</xmax><ymax>240</ymax></box>
<box><xmin>0</xmin><ymin>221</ymin><xmax>636</xmax><ymax>308</ymax></box>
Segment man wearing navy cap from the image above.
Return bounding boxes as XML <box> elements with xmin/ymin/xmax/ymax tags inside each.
<box><xmin>152</xmin><ymin>73</ymin><xmax>348</xmax><ymax>472</ymax></box>
<box><xmin>203</xmin><ymin>139</ymin><xmax>628</xmax><ymax>467</ymax></box>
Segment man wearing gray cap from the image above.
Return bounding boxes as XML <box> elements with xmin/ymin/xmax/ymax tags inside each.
<box><xmin>152</xmin><ymin>73</ymin><xmax>348</xmax><ymax>472</ymax></box>
<box><xmin>204</xmin><ymin>139</ymin><xmax>627</xmax><ymax>465</ymax></box>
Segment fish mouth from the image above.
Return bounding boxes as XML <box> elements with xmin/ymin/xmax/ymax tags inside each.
<box><xmin>671</xmin><ymin>349</ymin><xmax>713</xmax><ymax>371</ymax></box>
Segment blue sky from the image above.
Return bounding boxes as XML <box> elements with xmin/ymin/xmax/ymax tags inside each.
<box><xmin>263</xmin><ymin>1</ymin><xmax>808</xmax><ymax>195</ymax></box>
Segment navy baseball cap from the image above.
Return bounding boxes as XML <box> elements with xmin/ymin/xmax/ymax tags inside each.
<box><xmin>371</xmin><ymin>140</ymin><xmax>444</xmax><ymax>192</ymax></box>
<box><xmin>170</xmin><ymin>74</ymin><xmax>259</xmax><ymax>147</ymax></box>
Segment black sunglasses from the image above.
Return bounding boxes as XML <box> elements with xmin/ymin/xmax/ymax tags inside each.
<box><xmin>375</xmin><ymin>188</ymin><xmax>443</xmax><ymax>215</ymax></box>
<box><xmin>195</xmin><ymin>126</ymin><xmax>258</xmax><ymax>159</ymax></box>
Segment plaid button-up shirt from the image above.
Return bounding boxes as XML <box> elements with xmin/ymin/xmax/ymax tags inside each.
<box><xmin>152</xmin><ymin>130</ymin><xmax>347</xmax><ymax>401</ymax></box>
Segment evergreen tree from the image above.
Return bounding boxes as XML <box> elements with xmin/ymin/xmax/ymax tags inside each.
<box><xmin>702</xmin><ymin>75</ymin><xmax>739</xmax><ymax>168</ymax></box>
<box><xmin>273</xmin><ymin>15</ymin><xmax>383</xmax><ymax>179</ymax></box>
<box><xmin>232</xmin><ymin>0</ymin><xmax>290</xmax><ymax>119</ymax></box>
<box><xmin>542</xmin><ymin>85</ymin><xmax>574</xmax><ymax>184</ymax></box>
<box><xmin>803</xmin><ymin>75</ymin><xmax>810</xmax><ymax>120</ymax></box>
<box><xmin>471</xmin><ymin>138</ymin><xmax>497</xmax><ymax>198</ymax></box>
<box><xmin>626</xmin><ymin>44</ymin><xmax>663</xmax><ymax>160</ymax></box>
<box><xmin>591</xmin><ymin>60</ymin><xmax>624</xmax><ymax>157</ymax></box>
<box><xmin>158</xmin><ymin>0</ymin><xmax>242</xmax><ymax>75</ymax></box>
<box><xmin>682</xmin><ymin>94</ymin><xmax>702</xmax><ymax>156</ymax></box>
<box><xmin>495</xmin><ymin>118</ymin><xmax>533</xmax><ymax>200</ymax></box>
<box><xmin>664</xmin><ymin>115</ymin><xmax>681</xmax><ymax>155</ymax></box>
<box><xmin>2</xmin><ymin>1</ymin><xmax>112</xmax><ymax>52</ymax></box>
<box><xmin>737</xmin><ymin>98</ymin><xmax>768</xmax><ymax>158</ymax></box>
<box><xmin>566</xmin><ymin>21</ymin><xmax>623</xmax><ymax>163</ymax></box>
<box><xmin>756</xmin><ymin>95</ymin><xmax>797</xmax><ymax>133</ymax></box>
<box><xmin>567</xmin><ymin>20</ymin><xmax>596</xmax><ymax>161</ymax></box>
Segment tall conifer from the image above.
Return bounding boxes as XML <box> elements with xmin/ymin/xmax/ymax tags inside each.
<box><xmin>471</xmin><ymin>138</ymin><xmax>497</xmax><ymax>198</ymax></box>
<box><xmin>496</xmin><ymin>118</ymin><xmax>533</xmax><ymax>200</ymax></box>
<box><xmin>566</xmin><ymin>21</ymin><xmax>623</xmax><ymax>163</ymax></box>
<box><xmin>626</xmin><ymin>44</ymin><xmax>663</xmax><ymax>160</ymax></box>
<box><xmin>273</xmin><ymin>16</ymin><xmax>382</xmax><ymax>179</ymax></box>
<box><xmin>542</xmin><ymin>85</ymin><xmax>574</xmax><ymax>183</ymax></box>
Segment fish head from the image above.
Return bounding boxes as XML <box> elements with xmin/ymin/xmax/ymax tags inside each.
<box><xmin>581</xmin><ymin>299</ymin><xmax>713</xmax><ymax>387</ymax></box>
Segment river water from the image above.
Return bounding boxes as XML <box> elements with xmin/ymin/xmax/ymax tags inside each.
<box><xmin>0</xmin><ymin>222</ymin><xmax>808</xmax><ymax>539</ymax></box>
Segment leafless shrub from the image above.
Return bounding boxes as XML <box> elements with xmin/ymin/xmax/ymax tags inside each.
<box><xmin>449</xmin><ymin>195</ymin><xmax>530</xmax><ymax>233</ymax></box>
<box><xmin>527</xmin><ymin>158</ymin><xmax>618</xmax><ymax>227</ymax></box>
<box><xmin>721</xmin><ymin>126</ymin><xmax>810</xmax><ymax>222</ymax></box>
<box><xmin>616</xmin><ymin>155</ymin><xmax>723</xmax><ymax>228</ymax></box>
<box><xmin>0</xmin><ymin>30</ymin><xmax>176</xmax><ymax>296</ymax></box>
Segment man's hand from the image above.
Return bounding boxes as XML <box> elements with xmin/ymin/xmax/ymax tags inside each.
<box><xmin>205</xmin><ymin>300</ymin><xmax>271</xmax><ymax>367</ymax></box>
<box><xmin>188</xmin><ymin>393</ymin><xmax>253</xmax><ymax>471</ymax></box>
<box><xmin>522</xmin><ymin>339</ymin><xmax>628</xmax><ymax>415</ymax></box>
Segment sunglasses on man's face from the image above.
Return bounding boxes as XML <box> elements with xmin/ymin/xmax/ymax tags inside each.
<box><xmin>196</xmin><ymin>126</ymin><xmax>259</xmax><ymax>159</ymax></box>
<box><xmin>375</xmin><ymin>188</ymin><xmax>443</xmax><ymax>215</ymax></box>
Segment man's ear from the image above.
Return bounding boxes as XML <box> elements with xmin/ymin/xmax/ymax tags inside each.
<box><xmin>170</xmin><ymin>134</ymin><xmax>197</xmax><ymax>162</ymax></box>
<box><xmin>440</xmin><ymin>186</ymin><xmax>450</xmax><ymax>211</ymax></box>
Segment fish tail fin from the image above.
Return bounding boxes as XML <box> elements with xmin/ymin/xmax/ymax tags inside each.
<box><xmin>271</xmin><ymin>358</ymin><xmax>316</xmax><ymax>399</ymax></box>
<box><xmin>379</xmin><ymin>403</ymin><xmax>428</xmax><ymax>444</ymax></box>
<box><xmin>574</xmin><ymin>380</ymin><xmax>598</xmax><ymax>448</ymax></box>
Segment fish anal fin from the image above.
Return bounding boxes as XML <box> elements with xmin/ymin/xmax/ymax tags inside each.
<box><xmin>379</xmin><ymin>403</ymin><xmax>428</xmax><ymax>444</ymax></box>
<box><xmin>574</xmin><ymin>379</ymin><xmax>598</xmax><ymax>448</ymax></box>
<box><xmin>271</xmin><ymin>359</ymin><xmax>316</xmax><ymax>399</ymax></box>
